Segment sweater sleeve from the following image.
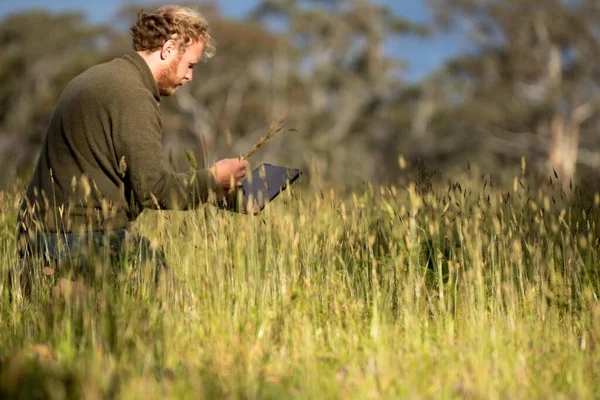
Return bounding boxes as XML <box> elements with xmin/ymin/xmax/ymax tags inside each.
<box><xmin>111</xmin><ymin>89</ymin><xmax>217</xmax><ymax>211</ymax></box>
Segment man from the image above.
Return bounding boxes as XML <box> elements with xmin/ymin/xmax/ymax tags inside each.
<box><xmin>15</xmin><ymin>5</ymin><xmax>248</xmax><ymax>292</ymax></box>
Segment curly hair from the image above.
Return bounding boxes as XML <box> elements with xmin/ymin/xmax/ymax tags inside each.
<box><xmin>131</xmin><ymin>5</ymin><xmax>216</xmax><ymax>60</ymax></box>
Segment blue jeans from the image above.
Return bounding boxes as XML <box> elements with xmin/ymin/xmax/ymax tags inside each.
<box><xmin>15</xmin><ymin>229</ymin><xmax>168</xmax><ymax>292</ymax></box>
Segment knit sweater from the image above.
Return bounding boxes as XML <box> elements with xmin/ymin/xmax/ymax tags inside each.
<box><xmin>19</xmin><ymin>51</ymin><xmax>217</xmax><ymax>233</ymax></box>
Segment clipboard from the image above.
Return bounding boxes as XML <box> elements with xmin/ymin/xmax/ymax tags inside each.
<box><xmin>224</xmin><ymin>163</ymin><xmax>301</xmax><ymax>213</ymax></box>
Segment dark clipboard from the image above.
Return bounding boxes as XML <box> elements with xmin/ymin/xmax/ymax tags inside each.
<box><xmin>224</xmin><ymin>163</ymin><xmax>301</xmax><ymax>214</ymax></box>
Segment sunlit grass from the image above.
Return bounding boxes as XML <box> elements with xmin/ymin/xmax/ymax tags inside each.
<box><xmin>1</xmin><ymin>165</ymin><xmax>599</xmax><ymax>399</ymax></box>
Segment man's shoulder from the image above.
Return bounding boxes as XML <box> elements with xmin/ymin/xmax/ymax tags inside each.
<box><xmin>66</xmin><ymin>56</ymin><xmax>153</xmax><ymax>104</ymax></box>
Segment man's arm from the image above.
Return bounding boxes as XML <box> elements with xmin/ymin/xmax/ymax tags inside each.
<box><xmin>112</xmin><ymin>91</ymin><xmax>217</xmax><ymax>210</ymax></box>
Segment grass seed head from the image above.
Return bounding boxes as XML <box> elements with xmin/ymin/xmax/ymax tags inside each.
<box><xmin>245</xmin><ymin>117</ymin><xmax>285</xmax><ymax>159</ymax></box>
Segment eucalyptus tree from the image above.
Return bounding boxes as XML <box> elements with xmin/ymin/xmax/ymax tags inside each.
<box><xmin>249</xmin><ymin>0</ymin><xmax>428</xmax><ymax>181</ymax></box>
<box><xmin>427</xmin><ymin>0</ymin><xmax>600</xmax><ymax>184</ymax></box>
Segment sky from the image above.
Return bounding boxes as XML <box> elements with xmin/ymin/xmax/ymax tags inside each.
<box><xmin>0</xmin><ymin>0</ymin><xmax>465</xmax><ymax>82</ymax></box>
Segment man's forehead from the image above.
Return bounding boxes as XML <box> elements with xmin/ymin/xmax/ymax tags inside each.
<box><xmin>184</xmin><ymin>41</ymin><xmax>205</xmax><ymax>61</ymax></box>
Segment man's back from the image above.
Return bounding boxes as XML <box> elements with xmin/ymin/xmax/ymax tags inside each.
<box><xmin>20</xmin><ymin>52</ymin><xmax>216</xmax><ymax>234</ymax></box>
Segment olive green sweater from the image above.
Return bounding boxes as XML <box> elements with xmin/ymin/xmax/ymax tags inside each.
<box><xmin>19</xmin><ymin>52</ymin><xmax>217</xmax><ymax>233</ymax></box>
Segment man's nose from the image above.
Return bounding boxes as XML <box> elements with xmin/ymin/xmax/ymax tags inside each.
<box><xmin>185</xmin><ymin>69</ymin><xmax>193</xmax><ymax>81</ymax></box>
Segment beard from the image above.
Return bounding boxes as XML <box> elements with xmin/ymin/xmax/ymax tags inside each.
<box><xmin>156</xmin><ymin>54</ymin><xmax>182</xmax><ymax>97</ymax></box>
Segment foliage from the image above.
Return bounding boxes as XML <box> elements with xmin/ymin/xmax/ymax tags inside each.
<box><xmin>423</xmin><ymin>0</ymin><xmax>600</xmax><ymax>182</ymax></box>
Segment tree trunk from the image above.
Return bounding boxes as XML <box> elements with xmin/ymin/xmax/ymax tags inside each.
<box><xmin>548</xmin><ymin>114</ymin><xmax>580</xmax><ymax>190</ymax></box>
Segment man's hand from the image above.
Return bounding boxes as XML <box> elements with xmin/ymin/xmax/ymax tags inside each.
<box><xmin>210</xmin><ymin>158</ymin><xmax>250</xmax><ymax>192</ymax></box>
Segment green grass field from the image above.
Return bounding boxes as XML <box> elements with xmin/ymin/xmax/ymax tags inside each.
<box><xmin>1</xmin><ymin>165</ymin><xmax>600</xmax><ymax>399</ymax></box>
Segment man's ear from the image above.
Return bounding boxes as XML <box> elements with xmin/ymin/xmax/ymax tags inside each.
<box><xmin>160</xmin><ymin>40</ymin><xmax>178</xmax><ymax>61</ymax></box>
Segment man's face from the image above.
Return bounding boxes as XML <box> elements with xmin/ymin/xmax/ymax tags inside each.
<box><xmin>157</xmin><ymin>40</ymin><xmax>204</xmax><ymax>96</ymax></box>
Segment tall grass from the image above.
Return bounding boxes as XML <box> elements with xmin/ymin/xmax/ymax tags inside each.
<box><xmin>1</xmin><ymin>164</ymin><xmax>599</xmax><ymax>399</ymax></box>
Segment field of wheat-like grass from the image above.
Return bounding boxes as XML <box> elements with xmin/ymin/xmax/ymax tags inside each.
<box><xmin>1</xmin><ymin>165</ymin><xmax>599</xmax><ymax>399</ymax></box>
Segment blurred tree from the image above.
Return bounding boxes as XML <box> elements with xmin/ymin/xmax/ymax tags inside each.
<box><xmin>426</xmin><ymin>0</ymin><xmax>600</xmax><ymax>185</ymax></box>
<box><xmin>248</xmin><ymin>0</ymin><xmax>429</xmax><ymax>181</ymax></box>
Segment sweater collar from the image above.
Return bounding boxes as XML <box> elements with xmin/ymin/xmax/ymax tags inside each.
<box><xmin>123</xmin><ymin>51</ymin><xmax>161</xmax><ymax>103</ymax></box>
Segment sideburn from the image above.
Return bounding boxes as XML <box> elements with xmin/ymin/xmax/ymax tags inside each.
<box><xmin>157</xmin><ymin>54</ymin><xmax>182</xmax><ymax>96</ymax></box>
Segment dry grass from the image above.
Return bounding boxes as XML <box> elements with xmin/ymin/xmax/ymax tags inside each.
<box><xmin>1</xmin><ymin>164</ymin><xmax>599</xmax><ymax>399</ymax></box>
